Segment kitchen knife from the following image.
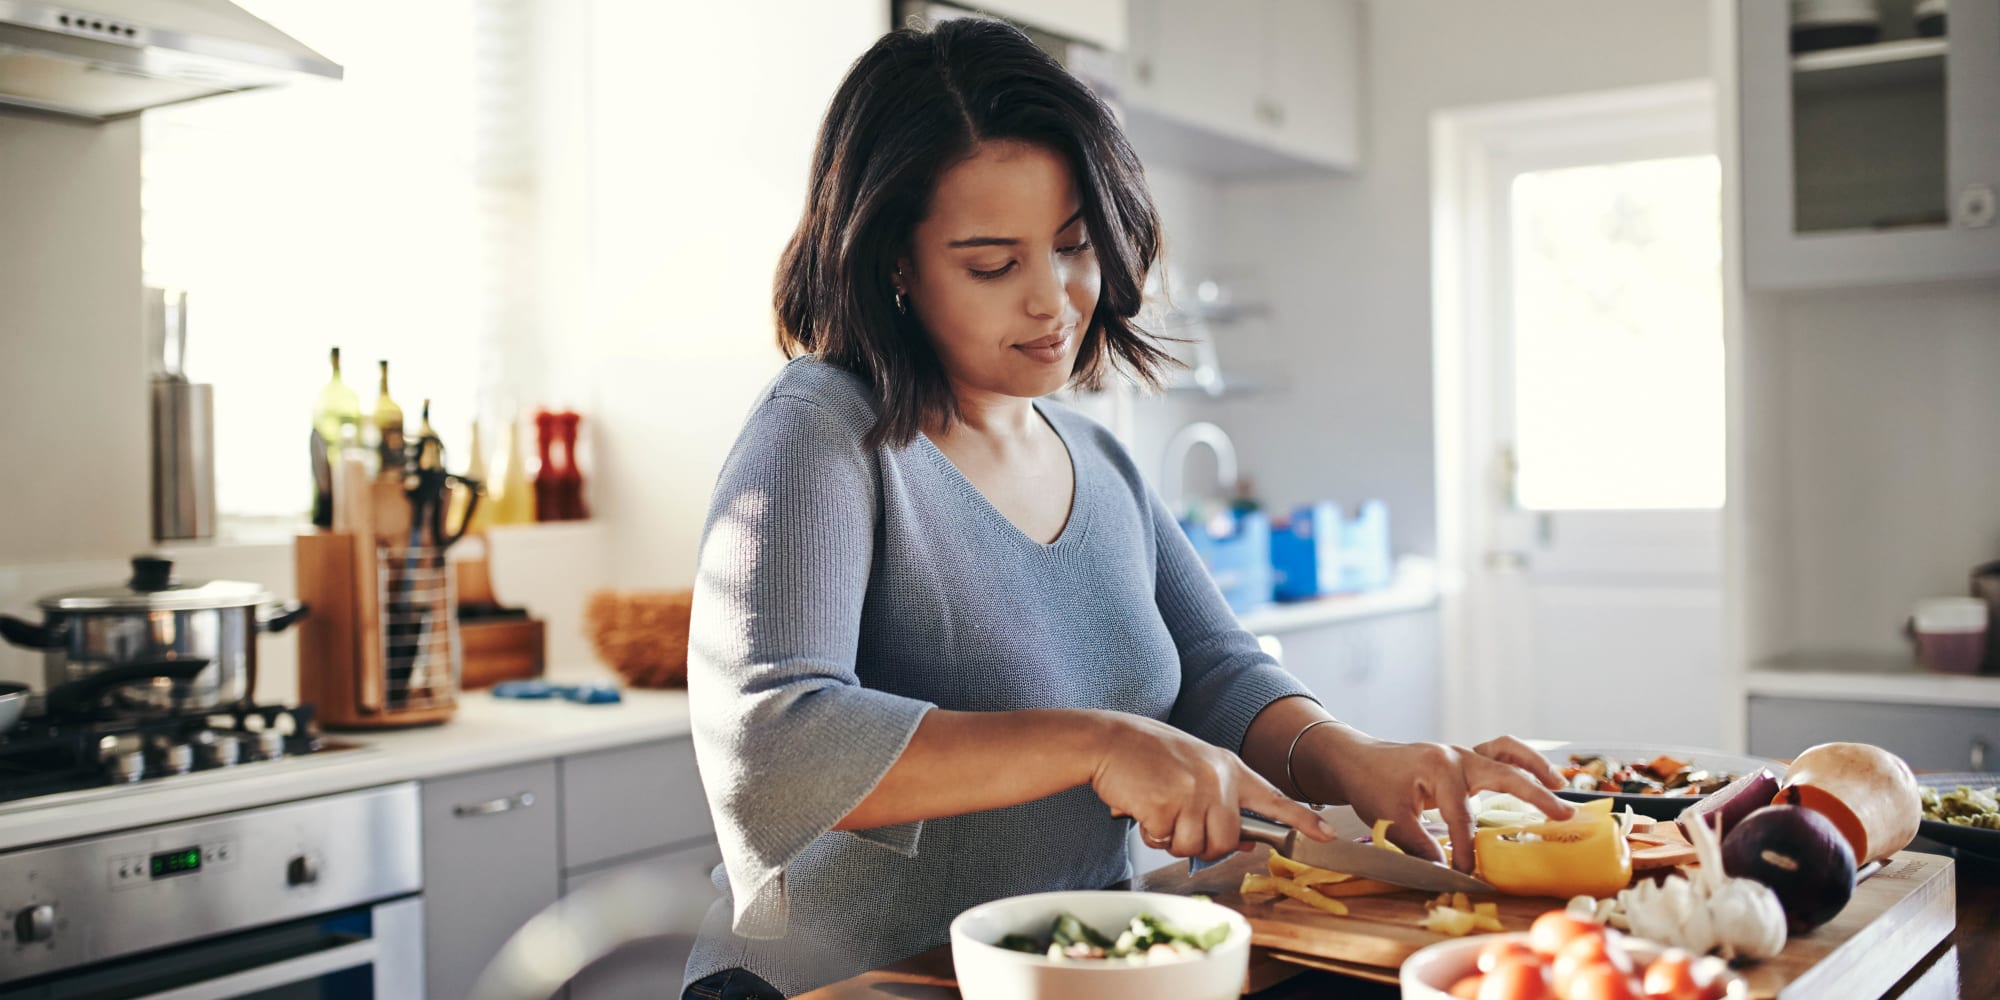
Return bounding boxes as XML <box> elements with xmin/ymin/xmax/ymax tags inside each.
<box><xmin>1237</xmin><ymin>814</ymin><xmax>1495</xmax><ymax>894</ymax></box>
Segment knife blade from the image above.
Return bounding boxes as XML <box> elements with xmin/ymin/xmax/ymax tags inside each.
<box><xmin>1237</xmin><ymin>813</ymin><xmax>1495</xmax><ymax>894</ymax></box>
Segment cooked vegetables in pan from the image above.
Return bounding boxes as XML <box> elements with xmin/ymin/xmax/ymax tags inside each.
<box><xmin>1921</xmin><ymin>784</ymin><xmax>2000</xmax><ymax>829</ymax></box>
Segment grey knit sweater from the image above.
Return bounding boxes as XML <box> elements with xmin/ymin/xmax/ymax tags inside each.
<box><xmin>682</xmin><ymin>357</ymin><xmax>1315</xmax><ymax>995</ymax></box>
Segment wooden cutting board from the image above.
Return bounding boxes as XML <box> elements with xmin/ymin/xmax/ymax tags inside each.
<box><xmin>1174</xmin><ymin>846</ymin><xmax>1955</xmax><ymax>1000</ymax></box>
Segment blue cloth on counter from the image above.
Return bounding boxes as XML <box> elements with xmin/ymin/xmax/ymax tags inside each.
<box><xmin>684</xmin><ymin>357</ymin><xmax>1316</xmax><ymax>996</ymax></box>
<box><xmin>490</xmin><ymin>680</ymin><xmax>623</xmax><ymax>704</ymax></box>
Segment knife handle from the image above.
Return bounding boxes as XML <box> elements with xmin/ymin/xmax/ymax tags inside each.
<box><xmin>1236</xmin><ymin>815</ymin><xmax>1292</xmax><ymax>851</ymax></box>
<box><xmin>1183</xmin><ymin>815</ymin><xmax>1290</xmax><ymax>874</ymax></box>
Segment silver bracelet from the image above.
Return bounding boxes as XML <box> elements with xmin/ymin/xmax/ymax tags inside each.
<box><xmin>1285</xmin><ymin>719</ymin><xmax>1340</xmax><ymax>805</ymax></box>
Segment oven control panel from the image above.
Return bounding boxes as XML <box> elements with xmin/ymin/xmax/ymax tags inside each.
<box><xmin>108</xmin><ymin>839</ymin><xmax>240</xmax><ymax>890</ymax></box>
<box><xmin>0</xmin><ymin>783</ymin><xmax>418</xmax><ymax>983</ymax></box>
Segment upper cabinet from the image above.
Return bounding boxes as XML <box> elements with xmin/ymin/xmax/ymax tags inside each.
<box><xmin>1738</xmin><ymin>0</ymin><xmax>2000</xmax><ymax>288</ymax></box>
<box><xmin>1121</xmin><ymin>0</ymin><xmax>1361</xmax><ymax>175</ymax></box>
<box><xmin>968</xmin><ymin>0</ymin><xmax>1128</xmax><ymax>51</ymax></box>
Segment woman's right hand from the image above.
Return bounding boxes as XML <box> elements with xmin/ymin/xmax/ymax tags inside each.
<box><xmin>1090</xmin><ymin>712</ymin><xmax>1337</xmax><ymax>862</ymax></box>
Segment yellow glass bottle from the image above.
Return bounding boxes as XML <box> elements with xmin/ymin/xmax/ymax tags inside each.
<box><xmin>372</xmin><ymin>360</ymin><xmax>406</xmax><ymax>477</ymax></box>
<box><xmin>487</xmin><ymin>413</ymin><xmax>535</xmax><ymax>525</ymax></box>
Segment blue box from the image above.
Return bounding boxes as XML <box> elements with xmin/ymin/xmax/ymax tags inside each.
<box><xmin>1269</xmin><ymin>500</ymin><xmax>1391</xmax><ymax>600</ymax></box>
<box><xmin>1181</xmin><ymin>509</ymin><xmax>1273</xmax><ymax>615</ymax></box>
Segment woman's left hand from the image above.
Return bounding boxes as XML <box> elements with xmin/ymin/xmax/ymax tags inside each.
<box><xmin>1294</xmin><ymin>731</ymin><xmax>1577</xmax><ymax>874</ymax></box>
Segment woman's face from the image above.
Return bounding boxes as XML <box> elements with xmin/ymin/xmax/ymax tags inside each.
<box><xmin>900</xmin><ymin>140</ymin><xmax>1101</xmax><ymax>404</ymax></box>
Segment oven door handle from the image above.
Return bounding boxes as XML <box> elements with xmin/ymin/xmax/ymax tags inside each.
<box><xmin>125</xmin><ymin>937</ymin><xmax>379</xmax><ymax>1000</ymax></box>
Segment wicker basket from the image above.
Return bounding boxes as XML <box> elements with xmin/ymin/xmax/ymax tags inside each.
<box><xmin>584</xmin><ymin>589</ymin><xmax>694</xmax><ymax>688</ymax></box>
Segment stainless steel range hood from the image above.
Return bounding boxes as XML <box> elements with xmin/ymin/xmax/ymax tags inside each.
<box><xmin>0</xmin><ymin>0</ymin><xmax>341</xmax><ymax>121</ymax></box>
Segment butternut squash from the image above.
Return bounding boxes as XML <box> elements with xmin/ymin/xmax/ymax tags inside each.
<box><xmin>1774</xmin><ymin>742</ymin><xmax>1921</xmax><ymax>865</ymax></box>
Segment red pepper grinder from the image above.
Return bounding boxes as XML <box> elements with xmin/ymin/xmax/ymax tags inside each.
<box><xmin>554</xmin><ymin>410</ymin><xmax>588</xmax><ymax>520</ymax></box>
<box><xmin>532</xmin><ymin>409</ymin><xmax>560</xmax><ymax>522</ymax></box>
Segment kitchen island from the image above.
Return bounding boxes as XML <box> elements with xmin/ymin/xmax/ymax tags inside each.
<box><xmin>800</xmin><ymin>843</ymin><xmax>2000</xmax><ymax>999</ymax></box>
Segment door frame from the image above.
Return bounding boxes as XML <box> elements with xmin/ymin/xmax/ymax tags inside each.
<box><xmin>1430</xmin><ymin>79</ymin><xmax>1737</xmax><ymax>745</ymax></box>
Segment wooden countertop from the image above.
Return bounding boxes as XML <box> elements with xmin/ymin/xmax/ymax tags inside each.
<box><xmin>799</xmin><ymin>840</ymin><xmax>2000</xmax><ymax>1000</ymax></box>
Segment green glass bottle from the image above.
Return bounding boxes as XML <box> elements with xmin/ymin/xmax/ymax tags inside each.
<box><xmin>313</xmin><ymin>347</ymin><xmax>362</xmax><ymax>446</ymax></box>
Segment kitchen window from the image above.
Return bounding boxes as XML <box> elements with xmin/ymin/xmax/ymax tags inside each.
<box><xmin>141</xmin><ymin>0</ymin><xmax>538</xmax><ymax>520</ymax></box>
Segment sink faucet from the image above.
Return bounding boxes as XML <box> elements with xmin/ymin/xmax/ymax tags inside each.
<box><xmin>1161</xmin><ymin>422</ymin><xmax>1238</xmax><ymax>517</ymax></box>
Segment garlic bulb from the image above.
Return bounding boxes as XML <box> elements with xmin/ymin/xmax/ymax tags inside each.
<box><xmin>1619</xmin><ymin>876</ymin><xmax>1716</xmax><ymax>955</ymax></box>
<box><xmin>1612</xmin><ymin>812</ymin><xmax>1787</xmax><ymax>962</ymax></box>
<box><xmin>1708</xmin><ymin>876</ymin><xmax>1787</xmax><ymax>960</ymax></box>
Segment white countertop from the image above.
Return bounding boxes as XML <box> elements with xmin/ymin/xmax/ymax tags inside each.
<box><xmin>0</xmin><ymin>688</ymin><xmax>693</xmax><ymax>853</ymax></box>
<box><xmin>1236</xmin><ymin>558</ymin><xmax>1439</xmax><ymax>635</ymax></box>
<box><xmin>1747</xmin><ymin>651</ymin><xmax>2000</xmax><ymax>709</ymax></box>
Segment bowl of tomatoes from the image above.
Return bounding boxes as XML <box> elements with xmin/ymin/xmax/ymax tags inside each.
<box><xmin>1400</xmin><ymin>911</ymin><xmax>1745</xmax><ymax>1000</ymax></box>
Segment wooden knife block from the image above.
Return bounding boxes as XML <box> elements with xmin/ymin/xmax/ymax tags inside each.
<box><xmin>296</xmin><ymin>529</ymin><xmax>459</xmax><ymax>729</ymax></box>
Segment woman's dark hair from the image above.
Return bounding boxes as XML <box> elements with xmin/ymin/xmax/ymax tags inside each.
<box><xmin>774</xmin><ymin>16</ymin><xmax>1177</xmax><ymax>447</ymax></box>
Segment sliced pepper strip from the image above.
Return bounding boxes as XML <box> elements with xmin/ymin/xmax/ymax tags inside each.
<box><xmin>1267</xmin><ymin>852</ymin><xmax>1356</xmax><ymax>884</ymax></box>
<box><xmin>1239</xmin><ymin>873</ymin><xmax>1352</xmax><ymax>915</ymax></box>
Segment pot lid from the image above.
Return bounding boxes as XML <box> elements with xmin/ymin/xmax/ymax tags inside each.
<box><xmin>38</xmin><ymin>555</ymin><xmax>273</xmax><ymax>612</ymax></box>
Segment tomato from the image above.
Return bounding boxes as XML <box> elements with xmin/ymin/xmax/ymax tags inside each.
<box><xmin>1477</xmin><ymin>956</ymin><xmax>1552</xmax><ymax>1000</ymax></box>
<box><xmin>1478</xmin><ymin>939</ymin><xmax>1540</xmax><ymax>973</ymax></box>
<box><xmin>1551</xmin><ymin>932</ymin><xmax>1631</xmax><ymax>999</ymax></box>
<box><xmin>1449</xmin><ymin>973</ymin><xmax>1486</xmax><ymax>999</ymax></box>
<box><xmin>1529</xmin><ymin>912</ymin><xmax>1599</xmax><ymax>957</ymax></box>
<box><xmin>1564</xmin><ymin>963</ymin><xmax>1642</xmax><ymax>1000</ymax></box>
<box><xmin>1641</xmin><ymin>952</ymin><xmax>1703</xmax><ymax>1000</ymax></box>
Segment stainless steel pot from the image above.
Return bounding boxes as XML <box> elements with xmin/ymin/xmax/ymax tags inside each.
<box><xmin>0</xmin><ymin>555</ymin><xmax>307</xmax><ymax>715</ymax></box>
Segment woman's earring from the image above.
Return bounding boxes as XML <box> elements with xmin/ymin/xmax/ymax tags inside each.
<box><xmin>894</xmin><ymin>288</ymin><xmax>908</xmax><ymax>316</ymax></box>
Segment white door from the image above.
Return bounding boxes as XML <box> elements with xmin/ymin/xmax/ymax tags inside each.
<box><xmin>1434</xmin><ymin>83</ymin><xmax>1729</xmax><ymax>749</ymax></box>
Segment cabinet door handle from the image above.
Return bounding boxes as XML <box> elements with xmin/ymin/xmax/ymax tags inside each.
<box><xmin>1973</xmin><ymin>738</ymin><xmax>1990</xmax><ymax>773</ymax></box>
<box><xmin>454</xmin><ymin>791</ymin><xmax>535</xmax><ymax>817</ymax></box>
<box><xmin>1958</xmin><ymin>185</ymin><xmax>1996</xmax><ymax>229</ymax></box>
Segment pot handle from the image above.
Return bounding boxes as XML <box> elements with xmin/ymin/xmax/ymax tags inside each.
<box><xmin>44</xmin><ymin>658</ymin><xmax>212</xmax><ymax>720</ymax></box>
<box><xmin>0</xmin><ymin>615</ymin><xmax>62</xmax><ymax>650</ymax></box>
<box><xmin>257</xmin><ymin>601</ymin><xmax>310</xmax><ymax>634</ymax></box>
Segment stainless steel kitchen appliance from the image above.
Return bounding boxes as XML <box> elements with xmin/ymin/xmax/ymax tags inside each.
<box><xmin>0</xmin><ymin>782</ymin><xmax>422</xmax><ymax>995</ymax></box>
<box><xmin>0</xmin><ymin>685</ymin><xmax>360</xmax><ymax>805</ymax></box>
<box><xmin>0</xmin><ymin>555</ymin><xmax>306</xmax><ymax>715</ymax></box>
<box><xmin>0</xmin><ymin>0</ymin><xmax>343</xmax><ymax>122</ymax></box>
<box><xmin>149</xmin><ymin>287</ymin><xmax>217</xmax><ymax>542</ymax></box>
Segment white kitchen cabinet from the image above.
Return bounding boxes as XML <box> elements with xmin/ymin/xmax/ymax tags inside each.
<box><xmin>1261</xmin><ymin>609</ymin><xmax>1441</xmax><ymax>743</ymax></box>
<box><xmin>421</xmin><ymin>739</ymin><xmax>719</xmax><ymax>1000</ymax></box>
<box><xmin>422</xmin><ymin>760</ymin><xmax>563</xmax><ymax>1000</ymax></box>
<box><xmin>561</xmin><ymin>738</ymin><xmax>713</xmax><ymax>871</ymax></box>
<box><xmin>1737</xmin><ymin>0</ymin><xmax>2000</xmax><ymax>288</ymax></box>
<box><xmin>957</xmin><ymin>0</ymin><xmax>1127</xmax><ymax>51</ymax></box>
<box><xmin>1749</xmin><ymin>696</ymin><xmax>2000</xmax><ymax>772</ymax></box>
<box><xmin>563</xmin><ymin>840</ymin><xmax>726</xmax><ymax>1000</ymax></box>
<box><xmin>1122</xmin><ymin>0</ymin><xmax>1360</xmax><ymax>174</ymax></box>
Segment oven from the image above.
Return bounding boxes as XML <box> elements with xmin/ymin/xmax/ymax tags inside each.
<box><xmin>0</xmin><ymin>783</ymin><xmax>422</xmax><ymax>998</ymax></box>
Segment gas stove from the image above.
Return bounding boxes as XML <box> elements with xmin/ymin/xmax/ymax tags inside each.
<box><xmin>0</xmin><ymin>701</ymin><xmax>362</xmax><ymax>806</ymax></box>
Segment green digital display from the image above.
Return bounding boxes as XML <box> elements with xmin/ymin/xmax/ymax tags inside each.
<box><xmin>150</xmin><ymin>847</ymin><xmax>202</xmax><ymax>879</ymax></box>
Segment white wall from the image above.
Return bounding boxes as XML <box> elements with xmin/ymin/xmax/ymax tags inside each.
<box><xmin>1211</xmin><ymin>0</ymin><xmax>1711</xmax><ymax>556</ymax></box>
<box><xmin>1767</xmin><ymin>281</ymin><xmax>2000</xmax><ymax>657</ymax></box>
<box><xmin>548</xmin><ymin>0</ymin><xmax>892</xmax><ymax>587</ymax></box>
<box><xmin>0</xmin><ymin>115</ymin><xmax>148</xmax><ymax>565</ymax></box>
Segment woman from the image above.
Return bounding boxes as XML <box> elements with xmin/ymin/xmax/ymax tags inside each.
<box><xmin>683</xmin><ymin>18</ymin><xmax>1572</xmax><ymax>999</ymax></box>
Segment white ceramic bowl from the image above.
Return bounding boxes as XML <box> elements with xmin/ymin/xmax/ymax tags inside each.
<box><xmin>1400</xmin><ymin>931</ymin><xmax>1749</xmax><ymax>999</ymax></box>
<box><xmin>948</xmin><ymin>890</ymin><xmax>1250</xmax><ymax>1000</ymax></box>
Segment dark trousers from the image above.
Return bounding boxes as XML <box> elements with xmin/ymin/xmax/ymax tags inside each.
<box><xmin>683</xmin><ymin>968</ymin><xmax>785</xmax><ymax>1000</ymax></box>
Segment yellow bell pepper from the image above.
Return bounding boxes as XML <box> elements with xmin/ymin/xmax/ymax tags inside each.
<box><xmin>1473</xmin><ymin>797</ymin><xmax>1632</xmax><ymax>898</ymax></box>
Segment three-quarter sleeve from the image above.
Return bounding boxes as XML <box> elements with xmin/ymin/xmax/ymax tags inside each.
<box><xmin>687</xmin><ymin>392</ymin><xmax>935</xmax><ymax>940</ymax></box>
<box><xmin>1149</xmin><ymin>490</ymin><xmax>1318</xmax><ymax>752</ymax></box>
